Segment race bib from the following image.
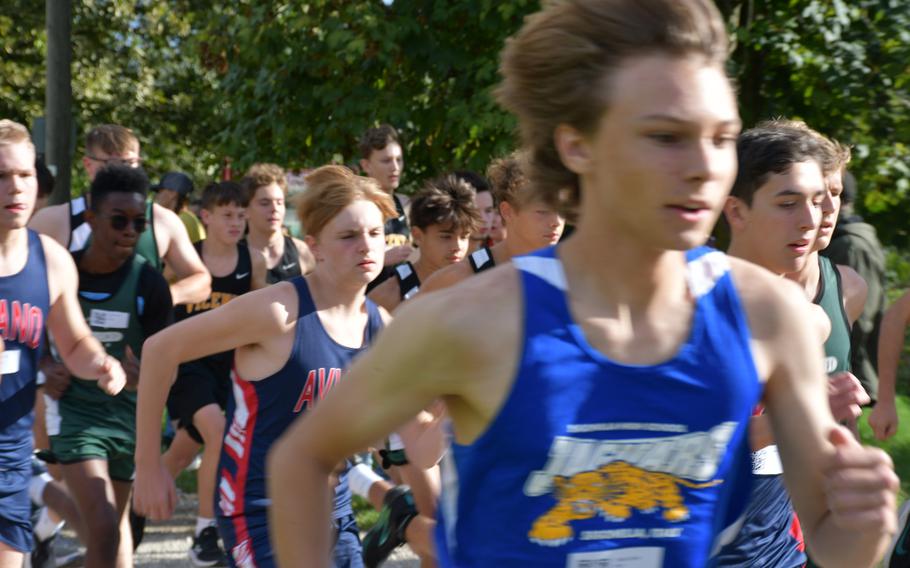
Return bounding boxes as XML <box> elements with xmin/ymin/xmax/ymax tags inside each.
<box><xmin>567</xmin><ymin>547</ymin><xmax>663</xmax><ymax>568</ymax></box>
<box><xmin>1</xmin><ymin>349</ymin><xmax>21</xmax><ymax>374</ymax></box>
<box><xmin>89</xmin><ymin>309</ymin><xmax>130</xmax><ymax>329</ymax></box>
<box><xmin>752</xmin><ymin>444</ymin><xmax>783</xmax><ymax>476</ymax></box>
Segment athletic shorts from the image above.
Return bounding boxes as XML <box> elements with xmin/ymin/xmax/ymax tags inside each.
<box><xmin>217</xmin><ymin>512</ymin><xmax>361</xmax><ymax>568</ymax></box>
<box><xmin>0</xmin><ymin>463</ymin><xmax>33</xmax><ymax>553</ymax></box>
<box><xmin>166</xmin><ymin>361</ymin><xmax>230</xmax><ymax>445</ymax></box>
<box><xmin>49</xmin><ymin>430</ymin><xmax>135</xmax><ymax>482</ymax></box>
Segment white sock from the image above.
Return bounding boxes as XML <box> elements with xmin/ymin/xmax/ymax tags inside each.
<box><xmin>33</xmin><ymin>506</ymin><xmax>64</xmax><ymax>542</ymax></box>
<box><xmin>348</xmin><ymin>463</ymin><xmax>382</xmax><ymax>499</ymax></box>
<box><xmin>28</xmin><ymin>472</ymin><xmax>53</xmax><ymax>507</ymax></box>
<box><xmin>195</xmin><ymin>516</ymin><xmax>216</xmax><ymax>537</ymax></box>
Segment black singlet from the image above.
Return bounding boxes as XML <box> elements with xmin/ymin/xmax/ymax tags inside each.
<box><xmin>468</xmin><ymin>246</ymin><xmax>496</xmax><ymax>273</ymax></box>
<box><xmin>384</xmin><ymin>194</ymin><xmax>411</xmax><ymax>247</ymax></box>
<box><xmin>395</xmin><ymin>262</ymin><xmax>421</xmax><ymax>301</ymax></box>
<box><xmin>175</xmin><ymin>241</ymin><xmax>252</xmax><ymax>322</ymax></box>
<box><xmin>265</xmin><ymin>235</ymin><xmax>303</xmax><ymax>284</ymax></box>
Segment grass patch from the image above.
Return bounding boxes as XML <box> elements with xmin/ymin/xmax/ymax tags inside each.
<box><xmin>353</xmin><ymin>495</ymin><xmax>380</xmax><ymax>531</ymax></box>
<box><xmin>176</xmin><ymin>468</ymin><xmax>198</xmax><ymax>494</ymax></box>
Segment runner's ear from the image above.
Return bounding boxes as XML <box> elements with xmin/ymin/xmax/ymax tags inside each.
<box><xmin>554</xmin><ymin>123</ymin><xmax>592</xmax><ymax>175</ymax></box>
<box><xmin>722</xmin><ymin>196</ymin><xmax>748</xmax><ymax>231</ymax></box>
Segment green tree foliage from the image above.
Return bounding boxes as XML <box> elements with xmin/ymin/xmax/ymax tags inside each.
<box><xmin>720</xmin><ymin>0</ymin><xmax>910</xmax><ymax>247</ymax></box>
<box><xmin>193</xmin><ymin>1</ymin><xmax>534</xmax><ymax>186</ymax></box>
<box><xmin>0</xmin><ymin>1</ymin><xmax>48</xmax><ymax>129</ymax></box>
<box><xmin>2</xmin><ymin>0</ymin><xmax>222</xmax><ymax>191</ymax></box>
<box><xmin>2</xmin><ymin>0</ymin><xmax>910</xmax><ymax>245</ymax></box>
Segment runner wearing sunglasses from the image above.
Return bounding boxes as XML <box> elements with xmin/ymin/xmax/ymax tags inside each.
<box><xmin>46</xmin><ymin>165</ymin><xmax>173</xmax><ymax>567</ymax></box>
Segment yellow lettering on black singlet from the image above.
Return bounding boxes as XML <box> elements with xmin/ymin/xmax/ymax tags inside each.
<box><xmin>186</xmin><ymin>292</ymin><xmax>238</xmax><ymax>315</ymax></box>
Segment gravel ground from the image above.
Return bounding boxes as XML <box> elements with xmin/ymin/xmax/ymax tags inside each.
<box><xmin>53</xmin><ymin>491</ymin><xmax>418</xmax><ymax>567</ymax></box>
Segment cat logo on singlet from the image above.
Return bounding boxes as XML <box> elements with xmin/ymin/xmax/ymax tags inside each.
<box><xmin>523</xmin><ymin>422</ymin><xmax>737</xmax><ymax>547</ymax></box>
<box><xmin>386</xmin><ymin>233</ymin><xmax>409</xmax><ymax>248</ymax></box>
<box><xmin>528</xmin><ymin>461</ymin><xmax>721</xmax><ymax>546</ymax></box>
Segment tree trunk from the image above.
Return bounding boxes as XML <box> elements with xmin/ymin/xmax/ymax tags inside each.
<box><xmin>46</xmin><ymin>0</ymin><xmax>73</xmax><ymax>204</ymax></box>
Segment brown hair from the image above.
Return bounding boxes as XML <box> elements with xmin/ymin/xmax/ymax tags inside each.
<box><xmin>85</xmin><ymin>124</ymin><xmax>139</xmax><ymax>156</ymax></box>
<box><xmin>496</xmin><ymin>0</ymin><xmax>728</xmax><ymax>215</ymax></box>
<box><xmin>241</xmin><ymin>163</ymin><xmax>288</xmax><ymax>198</ymax></box>
<box><xmin>487</xmin><ymin>152</ymin><xmax>531</xmax><ymax>209</ymax></box>
<box><xmin>298</xmin><ymin>165</ymin><xmax>397</xmax><ymax>236</ymax></box>
<box><xmin>0</xmin><ymin>120</ymin><xmax>34</xmax><ymax>151</ymax></box>
<box><xmin>201</xmin><ymin>181</ymin><xmax>249</xmax><ymax>211</ymax></box>
<box><xmin>410</xmin><ymin>175</ymin><xmax>481</xmax><ymax>235</ymax></box>
<box><xmin>358</xmin><ymin>124</ymin><xmax>400</xmax><ymax>160</ymax></box>
<box><xmin>766</xmin><ymin>119</ymin><xmax>851</xmax><ymax>175</ymax></box>
<box><xmin>731</xmin><ymin>120</ymin><xmax>830</xmax><ymax>206</ymax></box>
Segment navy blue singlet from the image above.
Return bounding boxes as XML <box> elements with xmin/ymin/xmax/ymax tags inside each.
<box><xmin>0</xmin><ymin>230</ymin><xmax>50</xmax><ymax>469</ymax></box>
<box><xmin>0</xmin><ymin>230</ymin><xmax>50</xmax><ymax>553</ymax></box>
<box><xmin>436</xmin><ymin>246</ymin><xmax>762</xmax><ymax>568</ymax></box>
<box><xmin>216</xmin><ymin>277</ymin><xmax>383</xmax><ymax>567</ymax></box>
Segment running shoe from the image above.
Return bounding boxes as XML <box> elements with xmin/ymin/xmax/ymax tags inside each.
<box><xmin>362</xmin><ymin>485</ymin><xmax>417</xmax><ymax>568</ymax></box>
<box><xmin>190</xmin><ymin>526</ymin><xmax>227</xmax><ymax>566</ymax></box>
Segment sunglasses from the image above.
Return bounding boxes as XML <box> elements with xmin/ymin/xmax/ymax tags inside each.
<box><xmin>105</xmin><ymin>214</ymin><xmax>147</xmax><ymax>233</ymax></box>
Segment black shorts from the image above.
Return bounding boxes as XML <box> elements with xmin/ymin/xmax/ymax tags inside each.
<box><xmin>166</xmin><ymin>361</ymin><xmax>230</xmax><ymax>445</ymax></box>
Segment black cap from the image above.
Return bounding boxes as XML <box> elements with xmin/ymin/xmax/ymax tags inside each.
<box><xmin>153</xmin><ymin>172</ymin><xmax>194</xmax><ymax>196</ymax></box>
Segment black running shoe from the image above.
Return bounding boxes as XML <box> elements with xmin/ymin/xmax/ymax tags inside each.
<box><xmin>28</xmin><ymin>533</ymin><xmax>56</xmax><ymax>568</ymax></box>
<box><xmin>130</xmin><ymin>506</ymin><xmax>146</xmax><ymax>551</ymax></box>
<box><xmin>362</xmin><ymin>485</ymin><xmax>418</xmax><ymax>568</ymax></box>
<box><xmin>190</xmin><ymin>526</ymin><xmax>227</xmax><ymax>566</ymax></box>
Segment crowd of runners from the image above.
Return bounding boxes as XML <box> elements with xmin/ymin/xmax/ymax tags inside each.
<box><xmin>1</xmin><ymin>0</ymin><xmax>908</xmax><ymax>567</ymax></box>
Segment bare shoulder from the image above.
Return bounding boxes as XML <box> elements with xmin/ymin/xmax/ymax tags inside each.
<box><xmin>151</xmin><ymin>203</ymin><xmax>182</xmax><ymax>232</ymax></box>
<box><xmin>728</xmin><ymin>255</ymin><xmax>799</xmax><ymax>299</ymax></box>
<box><xmin>836</xmin><ymin>264</ymin><xmax>866</xmax><ymax>292</ymax></box>
<box><xmin>728</xmin><ymin>256</ymin><xmax>810</xmax><ymax>335</ymax></box>
<box><xmin>233</xmin><ymin>279</ymin><xmax>301</xmax><ymax>329</ymax></box>
<box><xmin>28</xmin><ymin>202</ymin><xmax>69</xmax><ymax>244</ymax></box>
<box><xmin>420</xmin><ymin>258</ymin><xmax>476</xmax><ymax>293</ymax></box>
<box><xmin>728</xmin><ymin>256</ymin><xmax>818</xmax><ymax>378</ymax></box>
<box><xmin>38</xmin><ymin>234</ymin><xmax>77</xmax><ymax>301</ymax></box>
<box><xmin>395</xmin><ymin>263</ymin><xmax>521</xmax><ymax>349</ymax></box>
<box><xmin>367</xmin><ymin>276</ymin><xmax>401</xmax><ymax>313</ymax></box>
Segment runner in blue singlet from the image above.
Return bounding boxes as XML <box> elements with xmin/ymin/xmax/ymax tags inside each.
<box><xmin>0</xmin><ymin>120</ymin><xmax>125</xmax><ymax>567</ymax></box>
<box><xmin>133</xmin><ymin>165</ymin><xmax>398</xmax><ymax>568</ymax></box>
<box><xmin>268</xmin><ymin>2</ymin><xmax>898</xmax><ymax>567</ymax></box>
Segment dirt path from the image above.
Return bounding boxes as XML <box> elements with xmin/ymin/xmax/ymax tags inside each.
<box><xmin>54</xmin><ymin>491</ymin><xmax>418</xmax><ymax>567</ymax></box>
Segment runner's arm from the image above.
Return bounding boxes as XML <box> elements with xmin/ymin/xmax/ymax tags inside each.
<box><xmin>836</xmin><ymin>264</ymin><xmax>868</xmax><ymax>327</ymax></box>
<box><xmin>41</xmin><ymin>236</ymin><xmax>125</xmax><ymax>395</ymax></box>
<box><xmin>155</xmin><ymin>203</ymin><xmax>211</xmax><ymax>305</ymax></box>
<box><xmin>134</xmin><ymin>282</ymin><xmax>298</xmax><ymax>519</ymax></box>
<box><xmin>869</xmin><ymin>290</ymin><xmax>910</xmax><ymax>440</ymax></box>
<box><xmin>366</xmin><ymin>276</ymin><xmax>402</xmax><ymax>313</ymax></box>
<box><xmin>740</xmin><ymin>266</ymin><xmax>898</xmax><ymax>567</ymax></box>
<box><xmin>27</xmin><ymin>203</ymin><xmax>69</xmax><ymax>245</ymax></box>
